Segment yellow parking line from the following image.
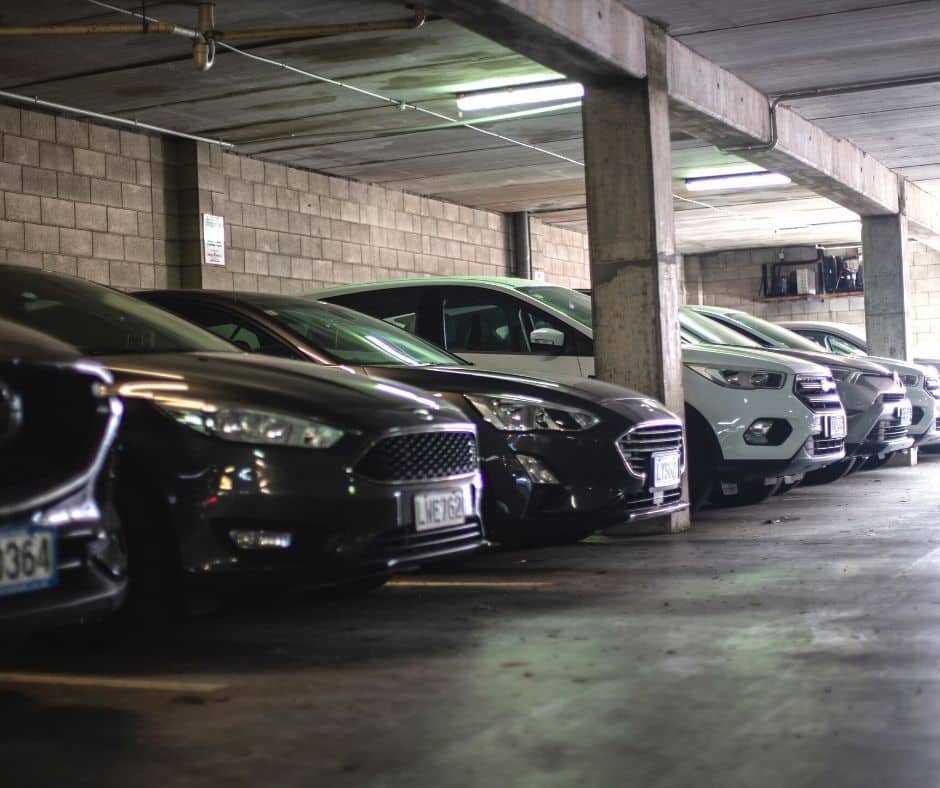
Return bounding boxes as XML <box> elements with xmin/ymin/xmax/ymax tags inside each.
<box><xmin>0</xmin><ymin>672</ymin><xmax>227</xmax><ymax>693</ymax></box>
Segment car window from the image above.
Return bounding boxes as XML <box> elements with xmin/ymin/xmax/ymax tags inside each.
<box><xmin>516</xmin><ymin>285</ymin><xmax>593</xmax><ymax>328</ymax></box>
<box><xmin>827</xmin><ymin>333</ymin><xmax>868</xmax><ymax>356</ymax></box>
<box><xmin>322</xmin><ymin>288</ymin><xmax>423</xmax><ymax>335</ymax></box>
<box><xmin>793</xmin><ymin>329</ymin><xmax>829</xmax><ymax>350</ymax></box>
<box><xmin>441</xmin><ymin>289</ymin><xmax>527</xmax><ymax>353</ymax></box>
<box><xmin>154</xmin><ymin>300</ymin><xmax>298</xmax><ymax>358</ymax></box>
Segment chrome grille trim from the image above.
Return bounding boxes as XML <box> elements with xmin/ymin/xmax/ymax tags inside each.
<box><xmin>616</xmin><ymin>420</ymin><xmax>685</xmax><ymax>481</ymax></box>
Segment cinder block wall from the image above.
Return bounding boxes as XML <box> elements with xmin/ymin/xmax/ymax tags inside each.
<box><xmin>684</xmin><ymin>243</ymin><xmax>940</xmax><ymax>358</ymax></box>
<box><xmin>0</xmin><ymin>105</ymin><xmax>590</xmax><ymax>292</ymax></box>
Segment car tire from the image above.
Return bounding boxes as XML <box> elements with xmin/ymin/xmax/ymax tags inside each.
<box><xmin>802</xmin><ymin>457</ymin><xmax>857</xmax><ymax>486</ymax></box>
<box><xmin>686</xmin><ymin>406</ymin><xmax>719</xmax><ymax>512</ymax></box>
<box><xmin>711</xmin><ymin>479</ymin><xmax>783</xmax><ymax>507</ymax></box>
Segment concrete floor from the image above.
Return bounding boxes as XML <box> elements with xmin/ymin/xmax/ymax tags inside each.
<box><xmin>3</xmin><ymin>457</ymin><xmax>940</xmax><ymax>787</ymax></box>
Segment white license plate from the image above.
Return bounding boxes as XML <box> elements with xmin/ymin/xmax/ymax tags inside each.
<box><xmin>0</xmin><ymin>527</ymin><xmax>57</xmax><ymax>597</ymax></box>
<box><xmin>414</xmin><ymin>489</ymin><xmax>467</xmax><ymax>531</ymax></box>
<box><xmin>898</xmin><ymin>405</ymin><xmax>913</xmax><ymax>427</ymax></box>
<box><xmin>652</xmin><ymin>451</ymin><xmax>681</xmax><ymax>489</ymax></box>
<box><xmin>828</xmin><ymin>414</ymin><xmax>847</xmax><ymax>439</ymax></box>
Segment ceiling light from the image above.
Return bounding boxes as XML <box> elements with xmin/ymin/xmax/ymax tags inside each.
<box><xmin>685</xmin><ymin>172</ymin><xmax>792</xmax><ymax>192</ymax></box>
<box><xmin>457</xmin><ymin>82</ymin><xmax>584</xmax><ymax>112</ymax></box>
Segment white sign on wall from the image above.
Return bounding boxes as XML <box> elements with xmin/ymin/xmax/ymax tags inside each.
<box><xmin>203</xmin><ymin>213</ymin><xmax>225</xmax><ymax>266</ymax></box>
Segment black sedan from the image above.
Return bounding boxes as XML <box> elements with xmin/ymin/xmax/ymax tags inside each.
<box><xmin>137</xmin><ymin>290</ymin><xmax>688</xmax><ymax>546</ymax></box>
<box><xmin>0</xmin><ymin>318</ymin><xmax>126</xmax><ymax>631</ymax></box>
<box><xmin>0</xmin><ymin>268</ymin><xmax>484</xmax><ymax>602</ymax></box>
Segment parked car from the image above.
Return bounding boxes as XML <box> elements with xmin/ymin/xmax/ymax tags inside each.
<box><xmin>684</xmin><ymin>306</ymin><xmax>914</xmax><ymax>480</ymax></box>
<box><xmin>135</xmin><ymin>289</ymin><xmax>688</xmax><ymax>546</ymax></box>
<box><xmin>0</xmin><ymin>318</ymin><xmax>126</xmax><ymax>631</ymax></box>
<box><xmin>310</xmin><ymin>277</ymin><xmax>847</xmax><ymax>509</ymax></box>
<box><xmin>780</xmin><ymin>319</ymin><xmax>940</xmax><ymax>456</ymax></box>
<box><xmin>0</xmin><ymin>267</ymin><xmax>485</xmax><ymax>603</ymax></box>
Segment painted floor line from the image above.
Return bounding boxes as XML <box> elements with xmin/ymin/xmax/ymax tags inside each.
<box><xmin>0</xmin><ymin>672</ymin><xmax>228</xmax><ymax>693</ymax></box>
<box><xmin>387</xmin><ymin>580</ymin><xmax>553</xmax><ymax>588</ymax></box>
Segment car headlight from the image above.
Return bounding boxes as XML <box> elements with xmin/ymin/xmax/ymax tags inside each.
<box><xmin>465</xmin><ymin>394</ymin><xmax>600</xmax><ymax>432</ymax></box>
<box><xmin>686</xmin><ymin>365</ymin><xmax>785</xmax><ymax>389</ymax></box>
<box><xmin>901</xmin><ymin>373</ymin><xmax>921</xmax><ymax>387</ymax></box>
<box><xmin>157</xmin><ymin>403</ymin><xmax>344</xmax><ymax>448</ymax></box>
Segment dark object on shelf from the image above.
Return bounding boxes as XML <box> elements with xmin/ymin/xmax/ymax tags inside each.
<box><xmin>761</xmin><ymin>249</ymin><xmax>863</xmax><ymax>299</ymax></box>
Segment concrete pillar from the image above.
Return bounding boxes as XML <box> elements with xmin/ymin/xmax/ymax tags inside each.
<box><xmin>509</xmin><ymin>211</ymin><xmax>531</xmax><ymax>279</ymax></box>
<box><xmin>862</xmin><ymin>214</ymin><xmax>913</xmax><ymax>360</ymax></box>
<box><xmin>582</xmin><ymin>22</ymin><xmax>688</xmax><ymax>533</ymax></box>
<box><xmin>175</xmin><ymin>140</ymin><xmax>227</xmax><ymax>289</ymax></box>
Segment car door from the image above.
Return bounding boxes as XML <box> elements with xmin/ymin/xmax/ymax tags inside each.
<box><xmin>438</xmin><ymin>286</ymin><xmax>585</xmax><ymax>378</ymax></box>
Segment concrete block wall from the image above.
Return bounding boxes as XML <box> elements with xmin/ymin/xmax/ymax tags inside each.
<box><xmin>529</xmin><ymin>220</ymin><xmax>591</xmax><ymax>289</ymax></box>
<box><xmin>685</xmin><ymin>242</ymin><xmax>940</xmax><ymax>359</ymax></box>
<box><xmin>0</xmin><ymin>106</ymin><xmax>177</xmax><ymax>289</ymax></box>
<box><xmin>0</xmin><ymin>106</ymin><xmax>591</xmax><ymax>294</ymax></box>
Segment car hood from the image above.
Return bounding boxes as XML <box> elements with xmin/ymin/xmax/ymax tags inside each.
<box><xmin>358</xmin><ymin>365</ymin><xmax>681</xmax><ymax>424</ymax></box>
<box><xmin>0</xmin><ymin>317</ymin><xmax>82</xmax><ymax>364</ymax></box>
<box><xmin>867</xmin><ymin>356</ymin><xmax>933</xmax><ymax>379</ymax></box>
<box><xmin>97</xmin><ymin>352</ymin><xmax>468</xmax><ymax>432</ymax></box>
<box><xmin>756</xmin><ymin>347</ymin><xmax>893</xmax><ymax>376</ymax></box>
<box><xmin>681</xmin><ymin>343</ymin><xmax>830</xmax><ymax>375</ymax></box>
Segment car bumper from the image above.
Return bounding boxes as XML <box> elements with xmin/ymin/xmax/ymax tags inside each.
<box><xmin>478</xmin><ymin>426</ymin><xmax>686</xmax><ymax>538</ymax></box>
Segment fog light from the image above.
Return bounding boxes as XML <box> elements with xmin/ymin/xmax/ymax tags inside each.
<box><xmin>229</xmin><ymin>530</ymin><xmax>293</xmax><ymax>550</ymax></box>
<box><xmin>516</xmin><ymin>454</ymin><xmax>560</xmax><ymax>484</ymax></box>
<box><xmin>744</xmin><ymin>418</ymin><xmax>791</xmax><ymax>446</ymax></box>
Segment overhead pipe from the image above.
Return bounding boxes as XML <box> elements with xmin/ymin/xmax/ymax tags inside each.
<box><xmin>727</xmin><ymin>72</ymin><xmax>940</xmax><ymax>154</ymax></box>
<box><xmin>510</xmin><ymin>212</ymin><xmax>532</xmax><ymax>280</ymax></box>
<box><xmin>214</xmin><ymin>10</ymin><xmax>427</xmax><ymax>41</ymax></box>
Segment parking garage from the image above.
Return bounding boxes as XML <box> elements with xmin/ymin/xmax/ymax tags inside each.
<box><xmin>3</xmin><ymin>1</ymin><xmax>940</xmax><ymax>785</ymax></box>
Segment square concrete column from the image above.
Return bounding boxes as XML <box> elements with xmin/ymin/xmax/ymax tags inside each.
<box><xmin>176</xmin><ymin>140</ymin><xmax>229</xmax><ymax>289</ymax></box>
<box><xmin>582</xmin><ymin>22</ymin><xmax>689</xmax><ymax>533</ymax></box>
<box><xmin>862</xmin><ymin>214</ymin><xmax>913</xmax><ymax>360</ymax></box>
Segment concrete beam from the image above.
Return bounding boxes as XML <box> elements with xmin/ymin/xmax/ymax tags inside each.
<box><xmin>432</xmin><ymin>0</ymin><xmax>940</xmax><ymax>236</ymax></box>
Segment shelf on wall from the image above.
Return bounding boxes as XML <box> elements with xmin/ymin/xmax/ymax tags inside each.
<box><xmin>758</xmin><ymin>290</ymin><xmax>864</xmax><ymax>303</ymax></box>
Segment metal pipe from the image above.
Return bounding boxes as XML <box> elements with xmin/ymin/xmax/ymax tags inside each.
<box><xmin>510</xmin><ymin>212</ymin><xmax>531</xmax><ymax>279</ymax></box>
<box><xmin>0</xmin><ymin>90</ymin><xmax>233</xmax><ymax>147</ymax></box>
<box><xmin>0</xmin><ymin>21</ymin><xmax>199</xmax><ymax>38</ymax></box>
<box><xmin>215</xmin><ymin>10</ymin><xmax>427</xmax><ymax>41</ymax></box>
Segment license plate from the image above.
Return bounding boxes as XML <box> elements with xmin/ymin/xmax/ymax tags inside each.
<box><xmin>414</xmin><ymin>489</ymin><xmax>467</xmax><ymax>531</ymax></box>
<box><xmin>0</xmin><ymin>527</ymin><xmax>57</xmax><ymax>597</ymax></box>
<box><xmin>652</xmin><ymin>451</ymin><xmax>681</xmax><ymax>489</ymax></box>
<box><xmin>897</xmin><ymin>405</ymin><xmax>913</xmax><ymax>427</ymax></box>
<box><xmin>828</xmin><ymin>414</ymin><xmax>847</xmax><ymax>439</ymax></box>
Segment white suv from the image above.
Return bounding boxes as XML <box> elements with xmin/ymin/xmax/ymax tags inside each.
<box><xmin>310</xmin><ymin>278</ymin><xmax>848</xmax><ymax>509</ymax></box>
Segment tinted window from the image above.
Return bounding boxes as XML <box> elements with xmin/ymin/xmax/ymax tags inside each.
<box><xmin>708</xmin><ymin>311</ymin><xmax>822</xmax><ymax>351</ymax></box>
<box><xmin>679</xmin><ymin>309</ymin><xmax>762</xmax><ymax>347</ymax></box>
<box><xmin>323</xmin><ymin>288</ymin><xmax>423</xmax><ymax>335</ymax></box>
<box><xmin>827</xmin><ymin>334</ymin><xmax>868</xmax><ymax>356</ymax></box>
<box><xmin>159</xmin><ymin>301</ymin><xmax>298</xmax><ymax>358</ymax></box>
<box><xmin>441</xmin><ymin>289</ymin><xmax>527</xmax><ymax>353</ymax></box>
<box><xmin>0</xmin><ymin>271</ymin><xmax>236</xmax><ymax>356</ymax></box>
<box><xmin>255</xmin><ymin>300</ymin><xmax>464</xmax><ymax>367</ymax></box>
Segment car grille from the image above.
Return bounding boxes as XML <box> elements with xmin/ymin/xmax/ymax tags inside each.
<box><xmin>0</xmin><ymin>361</ymin><xmax>111</xmax><ymax>514</ymax></box>
<box><xmin>868</xmin><ymin>418</ymin><xmax>908</xmax><ymax>442</ymax></box>
<box><xmin>616</xmin><ymin>422</ymin><xmax>684</xmax><ymax>477</ymax></box>
<box><xmin>356</xmin><ymin>430</ymin><xmax>477</xmax><ymax>482</ymax></box>
<box><xmin>366</xmin><ymin>521</ymin><xmax>483</xmax><ymax>568</ymax></box>
<box><xmin>812</xmin><ymin>436</ymin><xmax>844</xmax><ymax>456</ymax></box>
<box><xmin>794</xmin><ymin>374</ymin><xmax>843</xmax><ymax>412</ymax></box>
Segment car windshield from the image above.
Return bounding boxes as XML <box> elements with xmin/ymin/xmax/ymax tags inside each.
<box><xmin>516</xmin><ymin>285</ymin><xmax>593</xmax><ymax>328</ymax></box>
<box><xmin>0</xmin><ymin>270</ymin><xmax>237</xmax><ymax>356</ymax></box>
<box><xmin>248</xmin><ymin>298</ymin><xmax>466</xmax><ymax>367</ymax></box>
<box><xmin>679</xmin><ymin>308</ymin><xmax>762</xmax><ymax>347</ymax></box>
<box><xmin>709</xmin><ymin>310</ymin><xmax>823</xmax><ymax>351</ymax></box>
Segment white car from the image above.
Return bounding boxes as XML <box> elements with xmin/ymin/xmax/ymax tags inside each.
<box><xmin>780</xmin><ymin>320</ymin><xmax>940</xmax><ymax>451</ymax></box>
<box><xmin>310</xmin><ymin>277</ymin><xmax>848</xmax><ymax>509</ymax></box>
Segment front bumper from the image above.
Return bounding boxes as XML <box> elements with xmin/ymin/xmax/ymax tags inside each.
<box><xmin>477</xmin><ymin>421</ymin><xmax>686</xmax><ymax>540</ymax></box>
<box><xmin>0</xmin><ymin>495</ymin><xmax>127</xmax><ymax>633</ymax></box>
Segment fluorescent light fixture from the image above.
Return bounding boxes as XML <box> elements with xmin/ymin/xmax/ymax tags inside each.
<box><xmin>685</xmin><ymin>172</ymin><xmax>792</xmax><ymax>192</ymax></box>
<box><xmin>457</xmin><ymin>82</ymin><xmax>584</xmax><ymax>112</ymax></box>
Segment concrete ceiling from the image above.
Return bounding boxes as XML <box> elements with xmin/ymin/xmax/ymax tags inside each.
<box><xmin>2</xmin><ymin>0</ymin><xmax>931</xmax><ymax>253</ymax></box>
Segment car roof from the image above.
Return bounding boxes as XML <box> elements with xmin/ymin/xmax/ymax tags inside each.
<box><xmin>779</xmin><ymin>319</ymin><xmax>867</xmax><ymax>338</ymax></box>
<box><xmin>309</xmin><ymin>276</ymin><xmax>551</xmax><ymax>298</ymax></box>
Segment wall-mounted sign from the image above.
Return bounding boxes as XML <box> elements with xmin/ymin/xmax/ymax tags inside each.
<box><xmin>203</xmin><ymin>213</ymin><xmax>225</xmax><ymax>266</ymax></box>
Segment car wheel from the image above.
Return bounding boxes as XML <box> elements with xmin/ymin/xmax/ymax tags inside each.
<box><xmin>712</xmin><ymin>479</ymin><xmax>783</xmax><ymax>507</ymax></box>
<box><xmin>802</xmin><ymin>457</ymin><xmax>857</xmax><ymax>486</ymax></box>
<box><xmin>686</xmin><ymin>407</ymin><xmax>719</xmax><ymax>512</ymax></box>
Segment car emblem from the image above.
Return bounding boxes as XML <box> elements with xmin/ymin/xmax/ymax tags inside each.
<box><xmin>0</xmin><ymin>383</ymin><xmax>23</xmax><ymax>447</ymax></box>
<box><xmin>412</xmin><ymin>408</ymin><xmax>434</xmax><ymax>421</ymax></box>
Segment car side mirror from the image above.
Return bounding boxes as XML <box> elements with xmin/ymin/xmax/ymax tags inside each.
<box><xmin>530</xmin><ymin>327</ymin><xmax>565</xmax><ymax>350</ymax></box>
